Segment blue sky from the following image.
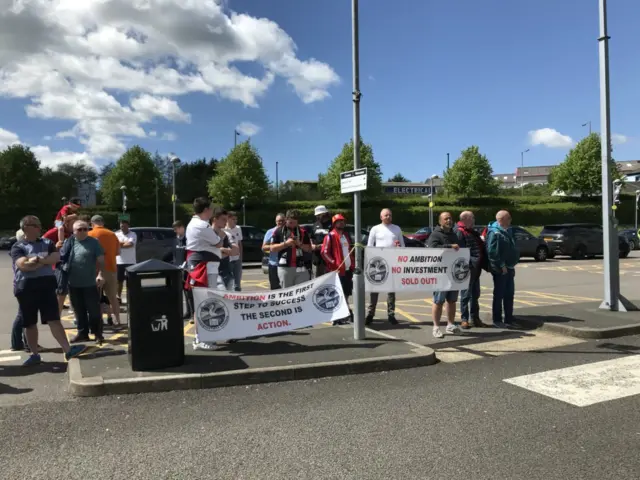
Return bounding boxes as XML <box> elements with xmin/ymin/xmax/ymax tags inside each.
<box><xmin>0</xmin><ymin>0</ymin><xmax>638</xmax><ymax>182</ymax></box>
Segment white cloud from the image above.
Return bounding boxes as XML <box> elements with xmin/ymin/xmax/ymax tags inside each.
<box><xmin>0</xmin><ymin>0</ymin><xmax>340</xmax><ymax>161</ymax></box>
<box><xmin>528</xmin><ymin>128</ymin><xmax>574</xmax><ymax>148</ymax></box>
<box><xmin>161</xmin><ymin>132</ymin><xmax>178</xmax><ymax>141</ymax></box>
<box><xmin>0</xmin><ymin>127</ymin><xmax>20</xmax><ymax>148</ymax></box>
<box><xmin>612</xmin><ymin>133</ymin><xmax>629</xmax><ymax>145</ymax></box>
<box><xmin>0</xmin><ymin>127</ymin><xmax>93</xmax><ymax>169</ymax></box>
<box><xmin>236</xmin><ymin>122</ymin><xmax>261</xmax><ymax>137</ymax></box>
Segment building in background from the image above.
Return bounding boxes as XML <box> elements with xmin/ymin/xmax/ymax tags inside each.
<box><xmin>77</xmin><ymin>183</ymin><xmax>97</xmax><ymax>207</ymax></box>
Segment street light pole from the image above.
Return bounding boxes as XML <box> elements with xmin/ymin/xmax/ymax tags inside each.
<box><xmin>234</xmin><ymin>130</ymin><xmax>239</xmax><ymax>147</ymax></box>
<box><xmin>120</xmin><ymin>185</ymin><xmax>127</xmax><ymax>214</ymax></box>
<box><xmin>521</xmin><ymin>149</ymin><xmax>530</xmax><ymax>196</ymax></box>
<box><xmin>351</xmin><ymin>0</ymin><xmax>365</xmax><ymax>341</ymax></box>
<box><xmin>597</xmin><ymin>0</ymin><xmax>631</xmax><ymax>312</ymax></box>
<box><xmin>635</xmin><ymin>190</ymin><xmax>640</xmax><ymax>234</ymax></box>
<box><xmin>155</xmin><ymin>178</ymin><xmax>159</xmax><ymax>227</ymax></box>
<box><xmin>429</xmin><ymin>177</ymin><xmax>434</xmax><ymax>231</ymax></box>
<box><xmin>240</xmin><ymin>196</ymin><xmax>246</xmax><ymax>226</ymax></box>
<box><xmin>582</xmin><ymin>121</ymin><xmax>592</xmax><ymax>135</ymax></box>
<box><xmin>275</xmin><ymin>161</ymin><xmax>279</xmax><ymax>201</ymax></box>
<box><xmin>169</xmin><ymin>154</ymin><xmax>181</xmax><ymax>224</ymax></box>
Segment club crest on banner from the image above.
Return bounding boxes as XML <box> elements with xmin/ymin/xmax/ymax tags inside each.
<box><xmin>196</xmin><ymin>297</ymin><xmax>230</xmax><ymax>332</ymax></box>
<box><xmin>451</xmin><ymin>257</ymin><xmax>471</xmax><ymax>283</ymax></box>
<box><xmin>365</xmin><ymin>256</ymin><xmax>389</xmax><ymax>285</ymax></box>
<box><xmin>312</xmin><ymin>284</ymin><xmax>342</xmax><ymax>313</ymax></box>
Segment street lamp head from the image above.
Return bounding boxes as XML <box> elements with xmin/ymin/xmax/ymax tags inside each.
<box><xmin>636</xmin><ymin>189</ymin><xmax>640</xmax><ymax>194</ymax></box>
<box><xmin>120</xmin><ymin>185</ymin><xmax>126</xmax><ymax>191</ymax></box>
<box><xmin>431</xmin><ymin>174</ymin><xmax>439</xmax><ymax>179</ymax></box>
<box><xmin>168</xmin><ymin>153</ymin><xmax>181</xmax><ymax>164</ymax></box>
<box><xmin>613</xmin><ymin>179</ymin><xmax>622</xmax><ymax>185</ymax></box>
<box><xmin>241</xmin><ymin>196</ymin><xmax>246</xmax><ymax>200</ymax></box>
<box><xmin>523</xmin><ymin>149</ymin><xmax>530</xmax><ymax>154</ymax></box>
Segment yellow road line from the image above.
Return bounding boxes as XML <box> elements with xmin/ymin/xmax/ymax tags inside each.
<box><xmin>393</xmin><ymin>307</ymin><xmax>422</xmax><ymax>323</ymax></box>
<box><xmin>524</xmin><ymin>291</ymin><xmax>600</xmax><ymax>302</ymax></box>
<box><xmin>512</xmin><ymin>298</ymin><xmax>544</xmax><ymax>307</ymax></box>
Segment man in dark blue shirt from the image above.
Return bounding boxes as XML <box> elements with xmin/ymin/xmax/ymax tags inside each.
<box><xmin>11</xmin><ymin>215</ymin><xmax>86</xmax><ymax>366</ymax></box>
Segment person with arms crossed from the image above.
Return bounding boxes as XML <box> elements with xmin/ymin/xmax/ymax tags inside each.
<box><xmin>172</xmin><ymin>220</ymin><xmax>194</xmax><ymax>320</ymax></box>
<box><xmin>365</xmin><ymin>208</ymin><xmax>403</xmax><ymax>326</ymax></box>
<box><xmin>262</xmin><ymin>214</ymin><xmax>285</xmax><ymax>290</ymax></box>
<box><xmin>486</xmin><ymin>210</ymin><xmax>520</xmax><ymax>328</ymax></box>
<box><xmin>115</xmin><ymin>220</ymin><xmax>137</xmax><ymax>303</ymax></box>
<box><xmin>310</xmin><ymin>205</ymin><xmax>332</xmax><ymax>278</ymax></box>
<box><xmin>427</xmin><ymin>211</ymin><xmax>462</xmax><ymax>338</ymax></box>
<box><xmin>10</xmin><ymin>215</ymin><xmax>86</xmax><ymax>366</ymax></box>
<box><xmin>224</xmin><ymin>211</ymin><xmax>243</xmax><ymax>291</ymax></box>
<box><xmin>270</xmin><ymin>209</ymin><xmax>312</xmax><ymax>288</ymax></box>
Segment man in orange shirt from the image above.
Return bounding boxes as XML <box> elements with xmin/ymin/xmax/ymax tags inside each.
<box><xmin>89</xmin><ymin>215</ymin><xmax>122</xmax><ymax>327</ymax></box>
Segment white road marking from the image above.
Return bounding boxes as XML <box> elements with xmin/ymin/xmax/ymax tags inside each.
<box><xmin>437</xmin><ymin>331</ymin><xmax>584</xmax><ymax>363</ymax></box>
<box><xmin>504</xmin><ymin>355</ymin><xmax>640</xmax><ymax>407</ymax></box>
<box><xmin>0</xmin><ymin>355</ymin><xmax>21</xmax><ymax>363</ymax></box>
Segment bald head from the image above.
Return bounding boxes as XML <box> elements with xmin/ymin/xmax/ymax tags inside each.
<box><xmin>439</xmin><ymin>211</ymin><xmax>454</xmax><ymax>231</ymax></box>
<box><xmin>380</xmin><ymin>208</ymin><xmax>392</xmax><ymax>225</ymax></box>
<box><xmin>460</xmin><ymin>210</ymin><xmax>474</xmax><ymax>228</ymax></box>
<box><xmin>496</xmin><ymin>210</ymin><xmax>512</xmax><ymax>228</ymax></box>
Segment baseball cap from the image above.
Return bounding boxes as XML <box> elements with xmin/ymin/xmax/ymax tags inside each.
<box><xmin>90</xmin><ymin>215</ymin><xmax>104</xmax><ymax>224</ymax></box>
<box><xmin>332</xmin><ymin>214</ymin><xmax>346</xmax><ymax>223</ymax></box>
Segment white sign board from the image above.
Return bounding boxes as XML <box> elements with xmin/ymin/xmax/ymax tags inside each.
<box><xmin>364</xmin><ymin>247</ymin><xmax>471</xmax><ymax>293</ymax></box>
<box><xmin>340</xmin><ymin>168</ymin><xmax>368</xmax><ymax>194</ymax></box>
<box><xmin>193</xmin><ymin>272</ymin><xmax>350</xmax><ymax>342</ymax></box>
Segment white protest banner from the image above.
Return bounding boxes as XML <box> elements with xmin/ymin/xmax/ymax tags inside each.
<box><xmin>192</xmin><ymin>271</ymin><xmax>350</xmax><ymax>342</ymax></box>
<box><xmin>364</xmin><ymin>247</ymin><xmax>471</xmax><ymax>293</ymax></box>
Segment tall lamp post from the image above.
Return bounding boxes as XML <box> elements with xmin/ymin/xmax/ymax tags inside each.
<box><xmin>635</xmin><ymin>190</ymin><xmax>640</xmax><ymax>234</ymax></box>
<box><xmin>234</xmin><ymin>130</ymin><xmax>240</xmax><ymax>147</ymax></box>
<box><xmin>169</xmin><ymin>153</ymin><xmax>181</xmax><ymax>223</ymax></box>
<box><xmin>520</xmin><ymin>149</ymin><xmax>530</xmax><ymax>196</ymax></box>
<box><xmin>275</xmin><ymin>161</ymin><xmax>279</xmax><ymax>200</ymax></box>
<box><xmin>240</xmin><ymin>196</ymin><xmax>246</xmax><ymax>226</ymax></box>
<box><xmin>120</xmin><ymin>185</ymin><xmax>127</xmax><ymax>214</ymax></box>
<box><xmin>154</xmin><ymin>178</ymin><xmax>159</xmax><ymax>227</ymax></box>
<box><xmin>582</xmin><ymin>121</ymin><xmax>592</xmax><ymax>135</ymax></box>
<box><xmin>429</xmin><ymin>174</ymin><xmax>438</xmax><ymax>231</ymax></box>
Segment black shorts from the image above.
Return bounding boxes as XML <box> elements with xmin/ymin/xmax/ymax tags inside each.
<box><xmin>16</xmin><ymin>288</ymin><xmax>60</xmax><ymax>327</ymax></box>
<box><xmin>55</xmin><ymin>268</ymin><xmax>69</xmax><ymax>296</ymax></box>
<box><xmin>117</xmin><ymin>264</ymin><xmax>132</xmax><ymax>283</ymax></box>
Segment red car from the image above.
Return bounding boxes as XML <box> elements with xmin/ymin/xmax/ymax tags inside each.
<box><xmin>405</xmin><ymin>227</ymin><xmax>432</xmax><ymax>243</ymax></box>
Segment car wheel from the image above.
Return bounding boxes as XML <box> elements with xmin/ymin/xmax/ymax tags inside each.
<box><xmin>571</xmin><ymin>245</ymin><xmax>586</xmax><ymax>260</ymax></box>
<box><xmin>534</xmin><ymin>246</ymin><xmax>548</xmax><ymax>262</ymax></box>
<box><xmin>629</xmin><ymin>240</ymin><xmax>636</xmax><ymax>251</ymax></box>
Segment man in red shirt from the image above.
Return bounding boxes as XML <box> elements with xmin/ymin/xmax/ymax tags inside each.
<box><xmin>55</xmin><ymin>198</ymin><xmax>81</xmax><ymax>223</ymax></box>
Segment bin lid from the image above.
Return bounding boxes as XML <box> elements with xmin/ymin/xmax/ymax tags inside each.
<box><xmin>126</xmin><ymin>259</ymin><xmax>181</xmax><ymax>273</ymax></box>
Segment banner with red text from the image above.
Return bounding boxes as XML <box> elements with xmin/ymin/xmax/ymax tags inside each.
<box><xmin>192</xmin><ymin>272</ymin><xmax>350</xmax><ymax>342</ymax></box>
<box><xmin>364</xmin><ymin>247</ymin><xmax>471</xmax><ymax>293</ymax></box>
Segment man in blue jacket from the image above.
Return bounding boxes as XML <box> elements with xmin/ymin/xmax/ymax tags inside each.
<box><xmin>486</xmin><ymin>210</ymin><xmax>520</xmax><ymax>328</ymax></box>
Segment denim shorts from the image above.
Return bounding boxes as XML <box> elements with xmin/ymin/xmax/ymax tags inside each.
<box><xmin>433</xmin><ymin>290</ymin><xmax>459</xmax><ymax>305</ymax></box>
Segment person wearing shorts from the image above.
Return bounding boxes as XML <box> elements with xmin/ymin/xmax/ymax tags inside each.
<box><xmin>89</xmin><ymin>215</ymin><xmax>122</xmax><ymax>327</ymax></box>
<box><xmin>427</xmin><ymin>211</ymin><xmax>462</xmax><ymax>338</ymax></box>
<box><xmin>11</xmin><ymin>215</ymin><xmax>86</xmax><ymax>366</ymax></box>
<box><xmin>115</xmin><ymin>220</ymin><xmax>137</xmax><ymax>302</ymax></box>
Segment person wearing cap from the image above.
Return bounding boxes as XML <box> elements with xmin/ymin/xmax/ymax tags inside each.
<box><xmin>115</xmin><ymin>219</ymin><xmax>137</xmax><ymax>301</ymax></box>
<box><xmin>311</xmin><ymin>205</ymin><xmax>332</xmax><ymax>278</ymax></box>
<box><xmin>321</xmin><ymin>214</ymin><xmax>355</xmax><ymax>325</ymax></box>
<box><xmin>89</xmin><ymin>215</ymin><xmax>122</xmax><ymax>327</ymax></box>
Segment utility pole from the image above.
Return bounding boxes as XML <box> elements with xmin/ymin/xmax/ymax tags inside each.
<box><xmin>598</xmin><ymin>0</ymin><xmax>633</xmax><ymax>311</ymax></box>
<box><xmin>446</xmin><ymin>153</ymin><xmax>450</xmax><ymax>172</ymax></box>
<box><xmin>351</xmin><ymin>0</ymin><xmax>365</xmax><ymax>340</ymax></box>
<box><xmin>275</xmin><ymin>161</ymin><xmax>279</xmax><ymax>200</ymax></box>
<box><xmin>234</xmin><ymin>130</ymin><xmax>239</xmax><ymax>147</ymax></box>
<box><xmin>520</xmin><ymin>149</ymin><xmax>529</xmax><ymax>196</ymax></box>
<box><xmin>155</xmin><ymin>178</ymin><xmax>159</xmax><ymax>227</ymax></box>
<box><xmin>582</xmin><ymin>121</ymin><xmax>592</xmax><ymax>135</ymax></box>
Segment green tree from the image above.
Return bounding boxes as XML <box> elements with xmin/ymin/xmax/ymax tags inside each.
<box><xmin>273</xmin><ymin>181</ymin><xmax>322</xmax><ymax>201</ymax></box>
<box><xmin>175</xmin><ymin>158</ymin><xmax>217</xmax><ymax>204</ymax></box>
<box><xmin>388</xmin><ymin>173</ymin><xmax>409</xmax><ymax>182</ymax></box>
<box><xmin>0</xmin><ymin>145</ymin><xmax>49</xmax><ymax>223</ymax></box>
<box><xmin>318</xmin><ymin>138</ymin><xmax>383</xmax><ymax>200</ymax></box>
<box><xmin>550</xmin><ymin>133</ymin><xmax>618</xmax><ymax>197</ymax></box>
<box><xmin>101</xmin><ymin>146</ymin><xmax>163</xmax><ymax>209</ymax></box>
<box><xmin>208</xmin><ymin>141</ymin><xmax>269</xmax><ymax>207</ymax></box>
<box><xmin>443</xmin><ymin>146</ymin><xmax>499</xmax><ymax>196</ymax></box>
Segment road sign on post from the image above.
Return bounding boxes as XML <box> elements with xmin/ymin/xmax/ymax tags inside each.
<box><xmin>341</xmin><ymin>167</ymin><xmax>368</xmax><ymax>194</ymax></box>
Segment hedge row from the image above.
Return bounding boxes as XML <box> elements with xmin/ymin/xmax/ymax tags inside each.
<box><xmin>62</xmin><ymin>202</ymin><xmax>614</xmax><ymax>231</ymax></box>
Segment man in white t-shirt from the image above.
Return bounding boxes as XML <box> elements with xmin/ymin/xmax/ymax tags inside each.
<box><xmin>115</xmin><ymin>220</ymin><xmax>137</xmax><ymax>301</ymax></box>
<box><xmin>224</xmin><ymin>211</ymin><xmax>243</xmax><ymax>292</ymax></box>
<box><xmin>365</xmin><ymin>208</ymin><xmax>404</xmax><ymax>326</ymax></box>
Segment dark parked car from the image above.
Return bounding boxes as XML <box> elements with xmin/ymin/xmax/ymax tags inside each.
<box><xmin>619</xmin><ymin>229</ymin><xmax>639</xmax><ymax>250</ymax></box>
<box><xmin>0</xmin><ymin>236</ymin><xmax>17</xmax><ymax>250</ymax></box>
<box><xmin>130</xmin><ymin>227</ymin><xmax>176</xmax><ymax>263</ymax></box>
<box><xmin>540</xmin><ymin>223</ymin><xmax>630</xmax><ymax>259</ymax></box>
<box><xmin>474</xmin><ymin>225</ymin><xmax>550</xmax><ymax>261</ymax></box>
<box><xmin>239</xmin><ymin>225</ymin><xmax>267</xmax><ymax>262</ymax></box>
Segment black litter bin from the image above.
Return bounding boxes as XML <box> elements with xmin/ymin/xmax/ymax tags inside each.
<box><xmin>126</xmin><ymin>259</ymin><xmax>185</xmax><ymax>371</ymax></box>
